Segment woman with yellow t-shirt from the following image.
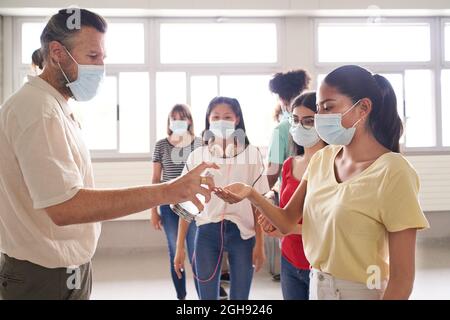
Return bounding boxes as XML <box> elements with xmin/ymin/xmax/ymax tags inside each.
<box><xmin>214</xmin><ymin>65</ymin><xmax>430</xmax><ymax>300</ymax></box>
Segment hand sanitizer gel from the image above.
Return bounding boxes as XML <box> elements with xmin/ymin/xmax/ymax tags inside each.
<box><xmin>170</xmin><ymin>170</ymin><xmax>219</xmax><ymax>222</ymax></box>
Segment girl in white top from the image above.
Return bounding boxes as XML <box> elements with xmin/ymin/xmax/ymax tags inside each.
<box><xmin>174</xmin><ymin>96</ymin><xmax>269</xmax><ymax>300</ymax></box>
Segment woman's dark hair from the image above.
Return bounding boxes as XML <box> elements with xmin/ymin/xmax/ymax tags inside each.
<box><xmin>292</xmin><ymin>91</ymin><xmax>317</xmax><ymax>113</ymax></box>
<box><xmin>167</xmin><ymin>104</ymin><xmax>195</xmax><ymax>136</ymax></box>
<box><xmin>290</xmin><ymin>92</ymin><xmax>317</xmax><ymax>156</ymax></box>
<box><xmin>269</xmin><ymin>69</ymin><xmax>311</xmax><ymax>103</ymax></box>
<box><xmin>32</xmin><ymin>49</ymin><xmax>44</xmax><ymax>70</ymax></box>
<box><xmin>203</xmin><ymin>96</ymin><xmax>250</xmax><ymax>147</ymax></box>
<box><xmin>323</xmin><ymin>65</ymin><xmax>402</xmax><ymax>153</ymax></box>
<box><xmin>39</xmin><ymin>8</ymin><xmax>107</xmax><ymax>63</ymax></box>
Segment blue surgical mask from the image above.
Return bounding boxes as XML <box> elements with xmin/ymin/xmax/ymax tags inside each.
<box><xmin>58</xmin><ymin>46</ymin><xmax>105</xmax><ymax>101</ymax></box>
<box><xmin>289</xmin><ymin>125</ymin><xmax>320</xmax><ymax>148</ymax></box>
<box><xmin>209</xmin><ymin>120</ymin><xmax>235</xmax><ymax>139</ymax></box>
<box><xmin>314</xmin><ymin>99</ymin><xmax>363</xmax><ymax>146</ymax></box>
<box><xmin>169</xmin><ymin>120</ymin><xmax>189</xmax><ymax>136</ymax></box>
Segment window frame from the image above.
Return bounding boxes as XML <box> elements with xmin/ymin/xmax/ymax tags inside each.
<box><xmin>153</xmin><ymin>18</ymin><xmax>283</xmax><ymax>150</ymax></box>
<box><xmin>12</xmin><ymin>17</ymin><xmax>282</xmax><ymax>161</ymax></box>
<box><xmin>11</xmin><ymin>15</ymin><xmax>450</xmax><ymax>160</ymax></box>
<box><xmin>314</xmin><ymin>17</ymin><xmax>450</xmax><ymax>155</ymax></box>
<box><xmin>443</xmin><ymin>18</ymin><xmax>450</xmax><ymax>65</ymax></box>
<box><xmin>155</xmin><ymin>17</ymin><xmax>283</xmax><ymax>69</ymax></box>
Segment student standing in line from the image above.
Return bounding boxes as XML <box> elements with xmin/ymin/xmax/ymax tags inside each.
<box><xmin>260</xmin><ymin>92</ymin><xmax>326</xmax><ymax>300</ymax></box>
<box><xmin>151</xmin><ymin>104</ymin><xmax>203</xmax><ymax>300</ymax></box>
<box><xmin>267</xmin><ymin>69</ymin><xmax>311</xmax><ymax>189</ymax></box>
<box><xmin>174</xmin><ymin>97</ymin><xmax>269</xmax><ymax>300</ymax></box>
<box><xmin>265</xmin><ymin>70</ymin><xmax>311</xmax><ymax>281</ymax></box>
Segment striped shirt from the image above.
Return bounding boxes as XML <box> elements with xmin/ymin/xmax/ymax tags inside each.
<box><xmin>152</xmin><ymin>137</ymin><xmax>203</xmax><ymax>182</ymax></box>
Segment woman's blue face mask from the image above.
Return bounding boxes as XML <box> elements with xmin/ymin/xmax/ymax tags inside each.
<box><xmin>314</xmin><ymin>99</ymin><xmax>363</xmax><ymax>146</ymax></box>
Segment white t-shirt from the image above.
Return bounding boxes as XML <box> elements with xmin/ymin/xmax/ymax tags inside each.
<box><xmin>183</xmin><ymin>144</ymin><xmax>270</xmax><ymax>239</ymax></box>
<box><xmin>0</xmin><ymin>76</ymin><xmax>101</xmax><ymax>268</ymax></box>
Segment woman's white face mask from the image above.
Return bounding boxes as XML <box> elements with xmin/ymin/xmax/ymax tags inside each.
<box><xmin>169</xmin><ymin>120</ymin><xmax>189</xmax><ymax>136</ymax></box>
<box><xmin>314</xmin><ymin>99</ymin><xmax>363</xmax><ymax>146</ymax></box>
<box><xmin>289</xmin><ymin>125</ymin><xmax>321</xmax><ymax>148</ymax></box>
<box><xmin>209</xmin><ymin>120</ymin><xmax>236</xmax><ymax>139</ymax></box>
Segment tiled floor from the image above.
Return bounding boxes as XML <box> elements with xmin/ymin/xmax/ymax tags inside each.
<box><xmin>90</xmin><ymin>239</ymin><xmax>450</xmax><ymax>300</ymax></box>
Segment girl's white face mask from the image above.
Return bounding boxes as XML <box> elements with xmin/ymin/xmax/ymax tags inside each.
<box><xmin>314</xmin><ymin>99</ymin><xmax>363</xmax><ymax>146</ymax></box>
<box><xmin>209</xmin><ymin>120</ymin><xmax>236</xmax><ymax>139</ymax></box>
<box><xmin>289</xmin><ymin>124</ymin><xmax>320</xmax><ymax>148</ymax></box>
<box><xmin>169</xmin><ymin>120</ymin><xmax>189</xmax><ymax>136</ymax></box>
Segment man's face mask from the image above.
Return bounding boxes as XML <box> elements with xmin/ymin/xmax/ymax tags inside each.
<box><xmin>58</xmin><ymin>46</ymin><xmax>105</xmax><ymax>101</ymax></box>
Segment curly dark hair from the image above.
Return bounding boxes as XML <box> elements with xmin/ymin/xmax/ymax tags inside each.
<box><xmin>269</xmin><ymin>69</ymin><xmax>311</xmax><ymax>103</ymax></box>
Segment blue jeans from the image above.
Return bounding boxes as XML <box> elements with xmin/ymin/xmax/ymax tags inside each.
<box><xmin>194</xmin><ymin>220</ymin><xmax>255</xmax><ymax>300</ymax></box>
<box><xmin>159</xmin><ymin>204</ymin><xmax>199</xmax><ymax>300</ymax></box>
<box><xmin>280</xmin><ymin>255</ymin><xmax>310</xmax><ymax>300</ymax></box>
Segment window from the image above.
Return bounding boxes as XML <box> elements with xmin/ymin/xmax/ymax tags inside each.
<box><xmin>72</xmin><ymin>72</ymin><xmax>150</xmax><ymax>153</ymax></box>
<box><xmin>119</xmin><ymin>72</ymin><xmax>150</xmax><ymax>153</ymax></box>
<box><xmin>404</xmin><ymin>70</ymin><xmax>435</xmax><ymax>147</ymax></box>
<box><xmin>156</xmin><ymin>72</ymin><xmax>187</xmax><ymax>141</ymax></box>
<box><xmin>104</xmin><ymin>23</ymin><xmax>145</xmax><ymax>64</ymax></box>
<box><xmin>72</xmin><ymin>76</ymin><xmax>118</xmax><ymax>150</ymax></box>
<box><xmin>220</xmin><ymin>75</ymin><xmax>275</xmax><ymax>146</ymax></box>
<box><xmin>156</xmin><ymin>73</ymin><xmax>276</xmax><ymax>146</ymax></box>
<box><xmin>445</xmin><ymin>23</ymin><xmax>450</xmax><ymax>62</ymax></box>
<box><xmin>155</xmin><ymin>21</ymin><xmax>279</xmax><ymax>147</ymax></box>
<box><xmin>16</xmin><ymin>18</ymin><xmax>279</xmax><ymax>158</ymax></box>
<box><xmin>317</xmin><ymin>22</ymin><xmax>431</xmax><ymax>63</ymax></box>
<box><xmin>21</xmin><ymin>22</ymin><xmax>45</xmax><ymax>64</ymax></box>
<box><xmin>442</xmin><ymin>70</ymin><xmax>450</xmax><ymax>146</ymax></box>
<box><xmin>21</xmin><ymin>22</ymin><xmax>145</xmax><ymax>65</ymax></box>
<box><xmin>190</xmin><ymin>76</ymin><xmax>218</xmax><ymax>134</ymax></box>
<box><xmin>315</xmin><ymin>18</ymin><xmax>448</xmax><ymax>151</ymax></box>
<box><xmin>160</xmin><ymin>23</ymin><xmax>278</xmax><ymax>64</ymax></box>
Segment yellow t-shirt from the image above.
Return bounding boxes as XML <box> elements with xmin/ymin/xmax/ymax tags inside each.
<box><xmin>302</xmin><ymin>145</ymin><xmax>430</xmax><ymax>284</ymax></box>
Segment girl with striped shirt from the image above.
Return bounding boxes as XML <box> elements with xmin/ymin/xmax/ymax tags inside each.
<box><xmin>151</xmin><ymin>104</ymin><xmax>202</xmax><ymax>300</ymax></box>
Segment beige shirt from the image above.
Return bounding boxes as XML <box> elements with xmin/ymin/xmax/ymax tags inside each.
<box><xmin>0</xmin><ymin>76</ymin><xmax>101</xmax><ymax>268</ymax></box>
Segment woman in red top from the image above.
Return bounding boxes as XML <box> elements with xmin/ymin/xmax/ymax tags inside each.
<box><xmin>261</xmin><ymin>92</ymin><xmax>326</xmax><ymax>300</ymax></box>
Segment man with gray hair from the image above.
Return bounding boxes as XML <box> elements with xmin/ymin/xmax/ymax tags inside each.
<box><xmin>0</xmin><ymin>8</ymin><xmax>217</xmax><ymax>300</ymax></box>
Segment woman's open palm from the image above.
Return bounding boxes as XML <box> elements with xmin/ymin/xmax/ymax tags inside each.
<box><xmin>214</xmin><ymin>182</ymin><xmax>252</xmax><ymax>204</ymax></box>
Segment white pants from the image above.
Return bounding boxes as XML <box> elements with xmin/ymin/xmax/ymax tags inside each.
<box><xmin>309</xmin><ymin>269</ymin><xmax>385</xmax><ymax>300</ymax></box>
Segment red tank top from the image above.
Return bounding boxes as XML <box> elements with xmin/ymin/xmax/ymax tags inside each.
<box><xmin>279</xmin><ymin>157</ymin><xmax>310</xmax><ymax>270</ymax></box>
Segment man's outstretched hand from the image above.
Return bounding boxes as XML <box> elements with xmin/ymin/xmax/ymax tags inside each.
<box><xmin>166</xmin><ymin>162</ymin><xmax>219</xmax><ymax>212</ymax></box>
